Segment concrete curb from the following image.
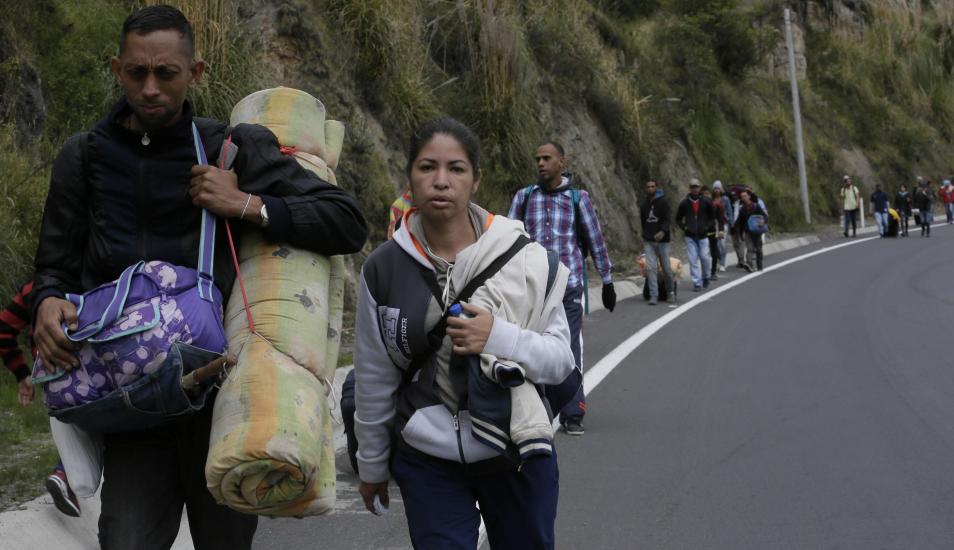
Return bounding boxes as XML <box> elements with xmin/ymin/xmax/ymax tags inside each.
<box><xmin>0</xmin><ymin>232</ymin><xmax>825</xmax><ymax>550</ymax></box>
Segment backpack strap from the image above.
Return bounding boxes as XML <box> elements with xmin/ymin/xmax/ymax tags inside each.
<box><xmin>420</xmin><ymin>235</ymin><xmax>533</xmax><ymax>349</ymax></box>
<box><xmin>400</xmin><ymin>235</ymin><xmax>533</xmax><ymax>391</ymax></box>
<box><xmin>545</xmin><ymin>249</ymin><xmax>560</xmax><ymax>297</ymax></box>
<box><xmin>520</xmin><ymin>184</ymin><xmax>536</xmax><ymax>223</ymax></box>
<box><xmin>457</xmin><ymin>235</ymin><xmax>532</xmax><ymax>304</ymax></box>
<box><xmin>570</xmin><ymin>187</ymin><xmax>589</xmax><ymax>258</ymax></box>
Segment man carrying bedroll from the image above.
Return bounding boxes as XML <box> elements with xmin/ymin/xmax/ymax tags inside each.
<box><xmin>31</xmin><ymin>5</ymin><xmax>367</xmax><ymax>549</ymax></box>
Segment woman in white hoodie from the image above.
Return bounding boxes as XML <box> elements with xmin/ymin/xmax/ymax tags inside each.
<box><xmin>354</xmin><ymin>118</ymin><xmax>576</xmax><ymax>549</ymax></box>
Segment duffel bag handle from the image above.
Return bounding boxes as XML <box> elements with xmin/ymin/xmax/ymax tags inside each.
<box><xmin>65</xmin><ymin>261</ymin><xmax>146</xmax><ymax>342</ymax></box>
<box><xmin>192</xmin><ymin>122</ymin><xmax>217</xmax><ymax>303</ymax></box>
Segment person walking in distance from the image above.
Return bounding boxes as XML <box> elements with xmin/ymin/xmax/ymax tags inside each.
<box><xmin>734</xmin><ymin>189</ymin><xmax>767</xmax><ymax>272</ymax></box>
<box><xmin>727</xmin><ymin>186</ymin><xmax>746</xmax><ymax>268</ymax></box>
<box><xmin>840</xmin><ymin>175</ymin><xmax>861</xmax><ymax>238</ymax></box>
<box><xmin>706</xmin><ymin>182</ymin><xmax>728</xmax><ymax>280</ymax></box>
<box><xmin>916</xmin><ymin>180</ymin><xmax>935</xmax><ymax>236</ymax></box>
<box><xmin>30</xmin><ymin>6</ymin><xmax>367</xmax><ymax>548</ymax></box>
<box><xmin>870</xmin><ymin>184</ymin><xmax>890</xmax><ymax>238</ymax></box>
<box><xmin>640</xmin><ymin>180</ymin><xmax>675</xmax><ymax>305</ymax></box>
<box><xmin>675</xmin><ymin>179</ymin><xmax>715</xmax><ymax>291</ymax></box>
<box><xmin>940</xmin><ymin>179</ymin><xmax>954</xmax><ymax>224</ymax></box>
<box><xmin>508</xmin><ymin>141</ymin><xmax>616</xmax><ymax>436</ymax></box>
<box><xmin>894</xmin><ymin>183</ymin><xmax>913</xmax><ymax>237</ymax></box>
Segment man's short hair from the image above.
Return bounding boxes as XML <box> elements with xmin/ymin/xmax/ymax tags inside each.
<box><xmin>119</xmin><ymin>4</ymin><xmax>195</xmax><ymax>58</ymax></box>
<box><xmin>539</xmin><ymin>140</ymin><xmax>565</xmax><ymax>157</ymax></box>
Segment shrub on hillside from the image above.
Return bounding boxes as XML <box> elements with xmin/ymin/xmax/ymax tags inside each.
<box><xmin>0</xmin><ymin>125</ymin><xmax>48</xmax><ymax>297</ymax></box>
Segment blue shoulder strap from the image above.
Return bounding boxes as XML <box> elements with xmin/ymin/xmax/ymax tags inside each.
<box><xmin>191</xmin><ymin>122</ymin><xmax>217</xmax><ymax>303</ymax></box>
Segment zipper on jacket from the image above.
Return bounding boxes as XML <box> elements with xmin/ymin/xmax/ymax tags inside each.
<box><xmin>453</xmin><ymin>413</ymin><xmax>468</xmax><ymax>467</ymax></box>
<box><xmin>136</xmin><ymin>156</ymin><xmax>148</xmax><ymax>259</ymax></box>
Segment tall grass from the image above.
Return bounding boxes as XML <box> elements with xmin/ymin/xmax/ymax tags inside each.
<box><xmin>324</xmin><ymin>0</ymin><xmax>439</xmax><ymax>135</ymax></box>
<box><xmin>0</xmin><ymin>126</ymin><xmax>47</xmax><ymax>297</ymax></box>
<box><xmin>464</xmin><ymin>0</ymin><xmax>538</xmax><ymax>211</ymax></box>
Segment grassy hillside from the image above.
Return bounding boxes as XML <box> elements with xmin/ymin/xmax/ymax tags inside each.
<box><xmin>3</xmin><ymin>0</ymin><xmax>954</xmax><ymax>299</ymax></box>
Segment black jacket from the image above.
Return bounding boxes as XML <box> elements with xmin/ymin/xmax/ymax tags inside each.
<box><xmin>33</xmin><ymin>99</ymin><xmax>367</xmax><ymax>316</ymax></box>
<box><xmin>675</xmin><ymin>194</ymin><xmax>715</xmax><ymax>240</ymax></box>
<box><xmin>894</xmin><ymin>191</ymin><xmax>913</xmax><ymax>214</ymax></box>
<box><xmin>639</xmin><ymin>190</ymin><xmax>671</xmax><ymax>243</ymax></box>
<box><xmin>915</xmin><ymin>188</ymin><xmax>935</xmax><ymax>211</ymax></box>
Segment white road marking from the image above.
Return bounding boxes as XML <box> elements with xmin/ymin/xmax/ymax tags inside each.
<box><xmin>584</xmin><ymin>235</ymin><xmax>882</xmax><ymax>392</ymax></box>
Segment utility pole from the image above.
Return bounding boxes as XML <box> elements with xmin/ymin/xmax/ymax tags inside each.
<box><xmin>785</xmin><ymin>7</ymin><xmax>811</xmax><ymax>224</ymax></box>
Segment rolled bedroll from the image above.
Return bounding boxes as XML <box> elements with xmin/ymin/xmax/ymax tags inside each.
<box><xmin>205</xmin><ymin>87</ymin><xmax>346</xmax><ymax>517</ymax></box>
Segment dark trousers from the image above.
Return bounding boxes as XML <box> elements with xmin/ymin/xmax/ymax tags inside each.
<box><xmin>98</xmin><ymin>393</ymin><xmax>258</xmax><ymax>550</ymax></box>
<box><xmin>744</xmin><ymin>232</ymin><xmax>764</xmax><ymax>270</ymax></box>
<box><xmin>341</xmin><ymin>369</ymin><xmax>359</xmax><ymax>473</ymax></box>
<box><xmin>557</xmin><ymin>285</ymin><xmax>584</xmax><ymax>422</ymax></box>
<box><xmin>844</xmin><ymin>209</ymin><xmax>858</xmax><ymax>235</ymax></box>
<box><xmin>392</xmin><ymin>449</ymin><xmax>559</xmax><ymax>550</ymax></box>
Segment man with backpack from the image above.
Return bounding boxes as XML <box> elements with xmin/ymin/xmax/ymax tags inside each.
<box><xmin>508</xmin><ymin>141</ymin><xmax>615</xmax><ymax>436</ymax></box>
<box><xmin>675</xmin><ymin>179</ymin><xmax>716</xmax><ymax>291</ymax></box>
<box><xmin>30</xmin><ymin>6</ymin><xmax>367</xmax><ymax>548</ymax></box>
<box><xmin>840</xmin><ymin>175</ymin><xmax>861</xmax><ymax>238</ymax></box>
<box><xmin>734</xmin><ymin>189</ymin><xmax>767</xmax><ymax>271</ymax></box>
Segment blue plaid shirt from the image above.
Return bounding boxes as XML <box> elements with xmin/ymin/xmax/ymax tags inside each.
<box><xmin>508</xmin><ymin>177</ymin><xmax>612</xmax><ymax>289</ymax></box>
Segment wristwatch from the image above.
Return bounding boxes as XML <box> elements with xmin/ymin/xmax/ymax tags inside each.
<box><xmin>260</xmin><ymin>203</ymin><xmax>270</xmax><ymax>228</ymax></box>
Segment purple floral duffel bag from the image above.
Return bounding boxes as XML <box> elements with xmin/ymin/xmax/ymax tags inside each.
<box><xmin>32</xmin><ymin>122</ymin><xmax>228</xmax><ymax>433</ymax></box>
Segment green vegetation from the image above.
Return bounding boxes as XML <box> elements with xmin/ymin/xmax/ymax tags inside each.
<box><xmin>0</xmin><ymin>371</ymin><xmax>58</xmax><ymax>510</ymax></box>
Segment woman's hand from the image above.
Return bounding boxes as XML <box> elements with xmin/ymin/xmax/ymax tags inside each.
<box><xmin>446</xmin><ymin>303</ymin><xmax>493</xmax><ymax>355</ymax></box>
<box><xmin>359</xmin><ymin>481</ymin><xmax>390</xmax><ymax>515</ymax></box>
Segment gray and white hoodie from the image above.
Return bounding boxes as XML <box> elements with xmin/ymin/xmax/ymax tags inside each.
<box><xmin>354</xmin><ymin>205</ymin><xmax>575</xmax><ymax>484</ymax></box>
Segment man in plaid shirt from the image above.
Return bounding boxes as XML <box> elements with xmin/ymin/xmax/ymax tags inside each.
<box><xmin>508</xmin><ymin>141</ymin><xmax>616</xmax><ymax>436</ymax></box>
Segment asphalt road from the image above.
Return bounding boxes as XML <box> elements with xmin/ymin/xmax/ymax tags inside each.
<box><xmin>254</xmin><ymin>226</ymin><xmax>954</xmax><ymax>549</ymax></box>
<box><xmin>558</xmin><ymin>226</ymin><xmax>954</xmax><ymax>549</ymax></box>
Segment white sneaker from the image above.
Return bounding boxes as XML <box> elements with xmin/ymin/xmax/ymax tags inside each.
<box><xmin>718</xmin><ymin>265</ymin><xmax>726</xmax><ymax>272</ymax></box>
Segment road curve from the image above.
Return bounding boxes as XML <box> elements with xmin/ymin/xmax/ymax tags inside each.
<box><xmin>556</xmin><ymin>226</ymin><xmax>954</xmax><ymax>549</ymax></box>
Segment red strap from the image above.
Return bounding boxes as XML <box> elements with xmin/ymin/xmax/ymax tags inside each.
<box><xmin>224</xmin><ymin>220</ymin><xmax>255</xmax><ymax>334</ymax></box>
<box><xmin>219</xmin><ymin>135</ymin><xmax>255</xmax><ymax>334</ymax></box>
<box><xmin>279</xmin><ymin>145</ymin><xmax>298</xmax><ymax>156</ymax></box>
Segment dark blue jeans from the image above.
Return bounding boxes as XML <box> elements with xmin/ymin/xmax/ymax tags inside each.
<box><xmin>556</xmin><ymin>285</ymin><xmax>584</xmax><ymax>422</ymax></box>
<box><xmin>341</xmin><ymin>369</ymin><xmax>359</xmax><ymax>473</ymax></box>
<box><xmin>392</xmin><ymin>449</ymin><xmax>559</xmax><ymax>550</ymax></box>
<box><xmin>844</xmin><ymin>209</ymin><xmax>858</xmax><ymax>235</ymax></box>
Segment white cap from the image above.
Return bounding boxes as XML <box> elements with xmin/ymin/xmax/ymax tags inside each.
<box><xmin>713</xmin><ymin>180</ymin><xmax>723</xmax><ymax>190</ymax></box>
